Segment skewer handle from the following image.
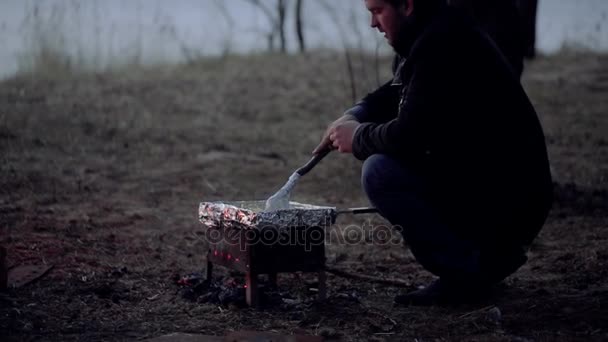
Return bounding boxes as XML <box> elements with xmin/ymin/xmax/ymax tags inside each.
<box><xmin>336</xmin><ymin>207</ymin><xmax>378</xmax><ymax>215</ymax></box>
<box><xmin>296</xmin><ymin>147</ymin><xmax>332</xmax><ymax>176</ymax></box>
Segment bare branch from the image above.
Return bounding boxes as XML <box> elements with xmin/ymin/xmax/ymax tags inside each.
<box><xmin>318</xmin><ymin>0</ymin><xmax>358</xmax><ymax>103</ymax></box>
<box><xmin>277</xmin><ymin>0</ymin><xmax>287</xmax><ymax>53</ymax></box>
<box><xmin>243</xmin><ymin>0</ymin><xmax>287</xmax><ymax>52</ymax></box>
<box><xmin>244</xmin><ymin>0</ymin><xmax>277</xmax><ymax>23</ymax></box>
<box><xmin>212</xmin><ymin>0</ymin><xmax>236</xmax><ymax>27</ymax></box>
<box><xmin>295</xmin><ymin>0</ymin><xmax>306</xmax><ymax>52</ymax></box>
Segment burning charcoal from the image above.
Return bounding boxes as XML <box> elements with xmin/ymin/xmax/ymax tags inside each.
<box><xmin>199</xmin><ymin>201</ymin><xmax>335</xmax><ymax>230</ymax></box>
<box><xmin>198</xmin><ymin>202</ymin><xmax>257</xmax><ymax>229</ymax></box>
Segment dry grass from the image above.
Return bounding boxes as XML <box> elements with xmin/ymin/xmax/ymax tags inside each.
<box><xmin>0</xmin><ymin>51</ymin><xmax>607</xmax><ymax>341</ymax></box>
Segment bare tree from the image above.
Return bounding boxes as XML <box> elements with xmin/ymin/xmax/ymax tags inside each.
<box><xmin>294</xmin><ymin>0</ymin><xmax>305</xmax><ymax>52</ymax></box>
<box><xmin>244</xmin><ymin>0</ymin><xmax>275</xmax><ymax>51</ymax></box>
<box><xmin>212</xmin><ymin>0</ymin><xmax>236</xmax><ymax>56</ymax></box>
<box><xmin>277</xmin><ymin>0</ymin><xmax>287</xmax><ymax>53</ymax></box>
<box><xmin>319</xmin><ymin>1</ymin><xmax>358</xmax><ymax>103</ymax></box>
<box><xmin>244</xmin><ymin>0</ymin><xmax>288</xmax><ymax>53</ymax></box>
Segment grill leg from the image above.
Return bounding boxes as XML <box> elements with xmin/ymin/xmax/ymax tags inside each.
<box><xmin>317</xmin><ymin>270</ymin><xmax>327</xmax><ymax>300</ymax></box>
<box><xmin>0</xmin><ymin>246</ymin><xmax>6</xmax><ymax>291</ymax></box>
<box><xmin>269</xmin><ymin>272</ymin><xmax>278</xmax><ymax>288</ymax></box>
<box><xmin>206</xmin><ymin>260</ymin><xmax>213</xmax><ymax>281</ymax></box>
<box><xmin>246</xmin><ymin>271</ymin><xmax>258</xmax><ymax>307</ymax></box>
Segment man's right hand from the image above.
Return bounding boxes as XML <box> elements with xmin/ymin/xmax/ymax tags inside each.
<box><xmin>313</xmin><ymin>114</ymin><xmax>359</xmax><ymax>155</ymax></box>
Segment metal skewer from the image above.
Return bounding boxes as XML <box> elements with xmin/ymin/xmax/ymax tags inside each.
<box><xmin>264</xmin><ymin>147</ymin><xmax>332</xmax><ymax>211</ymax></box>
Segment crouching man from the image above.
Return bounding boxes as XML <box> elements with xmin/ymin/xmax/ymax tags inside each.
<box><xmin>314</xmin><ymin>0</ymin><xmax>552</xmax><ymax>305</ymax></box>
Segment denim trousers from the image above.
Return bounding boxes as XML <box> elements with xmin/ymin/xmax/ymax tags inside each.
<box><xmin>361</xmin><ymin>154</ymin><xmax>527</xmax><ymax>284</ymax></box>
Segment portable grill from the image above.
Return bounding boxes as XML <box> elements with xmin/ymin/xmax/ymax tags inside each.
<box><xmin>198</xmin><ymin>200</ymin><xmax>376</xmax><ymax>306</ymax></box>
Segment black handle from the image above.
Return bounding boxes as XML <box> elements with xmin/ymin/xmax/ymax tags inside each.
<box><xmin>336</xmin><ymin>207</ymin><xmax>378</xmax><ymax>215</ymax></box>
<box><xmin>296</xmin><ymin>146</ymin><xmax>332</xmax><ymax>176</ymax></box>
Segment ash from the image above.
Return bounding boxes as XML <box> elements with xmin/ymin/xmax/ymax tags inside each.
<box><xmin>178</xmin><ymin>274</ymin><xmax>297</xmax><ymax>308</ymax></box>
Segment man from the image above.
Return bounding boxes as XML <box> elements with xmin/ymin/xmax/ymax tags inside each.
<box><xmin>517</xmin><ymin>0</ymin><xmax>538</xmax><ymax>59</ymax></box>
<box><xmin>314</xmin><ymin>0</ymin><xmax>552</xmax><ymax>305</ymax></box>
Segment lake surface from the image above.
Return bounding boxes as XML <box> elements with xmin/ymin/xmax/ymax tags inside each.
<box><xmin>1</xmin><ymin>0</ymin><xmax>607</xmax><ymax>79</ymax></box>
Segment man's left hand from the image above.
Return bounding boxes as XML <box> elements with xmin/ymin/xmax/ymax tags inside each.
<box><xmin>329</xmin><ymin>121</ymin><xmax>360</xmax><ymax>153</ymax></box>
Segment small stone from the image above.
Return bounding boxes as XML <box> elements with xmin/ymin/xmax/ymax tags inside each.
<box><xmin>282</xmin><ymin>298</ymin><xmax>302</xmax><ymax>305</ymax></box>
<box><xmin>486</xmin><ymin>306</ymin><xmax>502</xmax><ymax>323</ymax></box>
<box><xmin>319</xmin><ymin>327</ymin><xmax>340</xmax><ymax>339</ymax></box>
<box><xmin>511</xmin><ymin>336</ymin><xmax>534</xmax><ymax>342</ymax></box>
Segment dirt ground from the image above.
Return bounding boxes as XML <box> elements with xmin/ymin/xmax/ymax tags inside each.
<box><xmin>0</xmin><ymin>51</ymin><xmax>607</xmax><ymax>341</ymax></box>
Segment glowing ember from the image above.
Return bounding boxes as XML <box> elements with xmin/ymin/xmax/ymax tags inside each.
<box><xmin>199</xmin><ymin>202</ymin><xmax>257</xmax><ymax>228</ymax></box>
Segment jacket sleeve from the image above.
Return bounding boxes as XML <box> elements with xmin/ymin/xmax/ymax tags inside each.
<box><xmin>344</xmin><ymin>80</ymin><xmax>401</xmax><ymax>124</ymax></box>
<box><xmin>352</xmin><ymin>53</ymin><xmax>448</xmax><ymax>161</ymax></box>
<box><xmin>344</xmin><ymin>55</ymin><xmax>404</xmax><ymax>123</ymax></box>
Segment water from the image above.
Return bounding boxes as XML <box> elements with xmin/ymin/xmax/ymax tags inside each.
<box><xmin>0</xmin><ymin>0</ymin><xmax>607</xmax><ymax>79</ymax></box>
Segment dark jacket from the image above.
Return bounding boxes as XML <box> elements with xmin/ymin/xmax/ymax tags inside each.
<box><xmin>351</xmin><ymin>8</ymin><xmax>552</xmax><ymax>244</ymax></box>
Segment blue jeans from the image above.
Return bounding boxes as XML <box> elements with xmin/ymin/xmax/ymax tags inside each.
<box><xmin>361</xmin><ymin>154</ymin><xmax>526</xmax><ymax>284</ymax></box>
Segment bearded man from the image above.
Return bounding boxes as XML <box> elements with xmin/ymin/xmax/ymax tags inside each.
<box><xmin>314</xmin><ymin>0</ymin><xmax>552</xmax><ymax>305</ymax></box>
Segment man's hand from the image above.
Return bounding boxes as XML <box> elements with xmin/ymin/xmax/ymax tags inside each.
<box><xmin>329</xmin><ymin>121</ymin><xmax>360</xmax><ymax>153</ymax></box>
<box><xmin>313</xmin><ymin>115</ymin><xmax>359</xmax><ymax>155</ymax></box>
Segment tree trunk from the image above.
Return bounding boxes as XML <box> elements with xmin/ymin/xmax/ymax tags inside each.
<box><xmin>277</xmin><ymin>0</ymin><xmax>287</xmax><ymax>53</ymax></box>
<box><xmin>295</xmin><ymin>0</ymin><xmax>306</xmax><ymax>53</ymax></box>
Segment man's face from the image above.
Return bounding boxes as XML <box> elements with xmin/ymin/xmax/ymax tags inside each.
<box><xmin>365</xmin><ymin>0</ymin><xmax>412</xmax><ymax>47</ymax></box>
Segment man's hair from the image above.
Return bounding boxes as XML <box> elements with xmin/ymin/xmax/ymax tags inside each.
<box><xmin>384</xmin><ymin>0</ymin><xmax>408</xmax><ymax>7</ymax></box>
<box><xmin>384</xmin><ymin>0</ymin><xmax>446</xmax><ymax>18</ymax></box>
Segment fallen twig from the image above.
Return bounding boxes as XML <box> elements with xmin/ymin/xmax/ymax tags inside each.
<box><xmin>457</xmin><ymin>305</ymin><xmax>496</xmax><ymax>319</ymax></box>
<box><xmin>365</xmin><ymin>308</ymin><xmax>398</xmax><ymax>327</ymax></box>
<box><xmin>324</xmin><ymin>266</ymin><xmax>410</xmax><ymax>287</ymax></box>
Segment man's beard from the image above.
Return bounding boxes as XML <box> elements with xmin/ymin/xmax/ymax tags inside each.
<box><xmin>391</xmin><ymin>12</ymin><xmax>424</xmax><ymax>57</ymax></box>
